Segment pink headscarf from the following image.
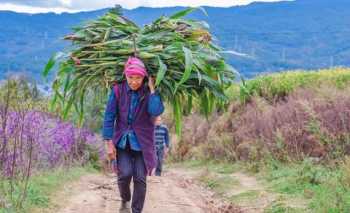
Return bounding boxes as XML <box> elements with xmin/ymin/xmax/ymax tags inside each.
<box><xmin>124</xmin><ymin>57</ymin><xmax>148</xmax><ymax>77</ymax></box>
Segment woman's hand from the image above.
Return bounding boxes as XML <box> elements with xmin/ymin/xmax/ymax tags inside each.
<box><xmin>105</xmin><ymin>140</ymin><xmax>116</xmax><ymax>161</ymax></box>
<box><xmin>148</xmin><ymin>76</ymin><xmax>155</xmax><ymax>94</ymax></box>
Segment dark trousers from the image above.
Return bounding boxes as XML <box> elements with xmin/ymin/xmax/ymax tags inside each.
<box><xmin>117</xmin><ymin>144</ymin><xmax>147</xmax><ymax>213</ymax></box>
<box><xmin>155</xmin><ymin>147</ymin><xmax>164</xmax><ymax>176</ymax></box>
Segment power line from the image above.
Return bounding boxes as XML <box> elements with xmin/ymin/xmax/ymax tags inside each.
<box><xmin>219</xmin><ymin>30</ymin><xmax>350</xmax><ymax>36</ymax></box>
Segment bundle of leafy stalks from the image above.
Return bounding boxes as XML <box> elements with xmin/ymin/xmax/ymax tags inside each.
<box><xmin>43</xmin><ymin>6</ymin><xmax>235</xmax><ymax>135</ymax></box>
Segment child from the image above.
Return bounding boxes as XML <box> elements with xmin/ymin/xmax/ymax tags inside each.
<box><xmin>154</xmin><ymin>116</ymin><xmax>170</xmax><ymax>176</ymax></box>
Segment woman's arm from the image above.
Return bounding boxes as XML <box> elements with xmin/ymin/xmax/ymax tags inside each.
<box><xmin>147</xmin><ymin>76</ymin><xmax>165</xmax><ymax>116</ymax></box>
<box><xmin>147</xmin><ymin>92</ymin><xmax>164</xmax><ymax>116</ymax></box>
<box><xmin>102</xmin><ymin>89</ymin><xmax>118</xmax><ymax>140</ymax></box>
<box><xmin>103</xmin><ymin>89</ymin><xmax>118</xmax><ymax>161</ymax></box>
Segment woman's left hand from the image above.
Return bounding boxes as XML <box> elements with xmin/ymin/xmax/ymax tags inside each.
<box><xmin>148</xmin><ymin>76</ymin><xmax>155</xmax><ymax>94</ymax></box>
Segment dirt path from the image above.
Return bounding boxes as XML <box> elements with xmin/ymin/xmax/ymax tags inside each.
<box><xmin>44</xmin><ymin>168</ymin><xmax>242</xmax><ymax>213</ymax></box>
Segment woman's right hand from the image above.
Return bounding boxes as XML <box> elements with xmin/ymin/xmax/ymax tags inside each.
<box><xmin>105</xmin><ymin>140</ymin><xmax>117</xmax><ymax>161</ymax></box>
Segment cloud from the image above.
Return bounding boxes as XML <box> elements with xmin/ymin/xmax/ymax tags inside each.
<box><xmin>0</xmin><ymin>0</ymin><xmax>286</xmax><ymax>13</ymax></box>
<box><xmin>139</xmin><ymin>0</ymin><xmax>284</xmax><ymax>8</ymax></box>
<box><xmin>0</xmin><ymin>3</ymin><xmax>79</xmax><ymax>13</ymax></box>
<box><xmin>0</xmin><ymin>0</ymin><xmax>64</xmax><ymax>8</ymax></box>
<box><xmin>59</xmin><ymin>0</ymin><xmax>72</xmax><ymax>7</ymax></box>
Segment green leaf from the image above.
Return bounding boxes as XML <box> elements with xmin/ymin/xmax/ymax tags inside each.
<box><xmin>207</xmin><ymin>92</ymin><xmax>215</xmax><ymax>114</ymax></box>
<box><xmin>185</xmin><ymin>94</ymin><xmax>193</xmax><ymax>115</ymax></box>
<box><xmin>43</xmin><ymin>52</ymin><xmax>67</xmax><ymax>77</ymax></box>
<box><xmin>52</xmin><ymin>79</ymin><xmax>64</xmax><ymax>104</ymax></box>
<box><xmin>73</xmin><ymin>102</ymin><xmax>80</xmax><ymax>118</ymax></box>
<box><xmin>196</xmin><ymin>70</ymin><xmax>202</xmax><ymax>85</ymax></box>
<box><xmin>63</xmin><ymin>73</ymin><xmax>71</xmax><ymax>99</ymax></box>
<box><xmin>58</xmin><ymin>63</ymin><xmax>74</xmax><ymax>76</ymax></box>
<box><xmin>170</xmin><ymin>8</ymin><xmax>197</xmax><ymax>19</ymax></box>
<box><xmin>49</xmin><ymin>92</ymin><xmax>58</xmax><ymax>112</ymax></box>
<box><xmin>173</xmin><ymin>96</ymin><xmax>182</xmax><ymax>136</ymax></box>
<box><xmin>169</xmin><ymin>7</ymin><xmax>207</xmax><ymax>19</ymax></box>
<box><xmin>78</xmin><ymin>89</ymin><xmax>86</xmax><ymax>127</ymax></box>
<box><xmin>162</xmin><ymin>78</ymin><xmax>175</xmax><ymax>95</ymax></box>
<box><xmin>200</xmin><ymin>92</ymin><xmax>208</xmax><ymax>117</ymax></box>
<box><xmin>63</xmin><ymin>95</ymin><xmax>75</xmax><ymax>120</ymax></box>
<box><xmin>103</xmin><ymin>28</ymin><xmax>111</xmax><ymax>42</ymax></box>
<box><xmin>42</xmin><ymin>55</ymin><xmax>56</xmax><ymax>77</ymax></box>
<box><xmin>155</xmin><ymin>57</ymin><xmax>167</xmax><ymax>87</ymax></box>
<box><xmin>175</xmin><ymin>46</ymin><xmax>193</xmax><ymax>92</ymax></box>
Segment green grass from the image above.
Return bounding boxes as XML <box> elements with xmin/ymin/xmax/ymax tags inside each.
<box><xmin>0</xmin><ymin>165</ymin><xmax>96</xmax><ymax>213</ymax></box>
<box><xmin>198</xmin><ymin>172</ymin><xmax>240</xmax><ymax>195</ymax></box>
<box><xmin>226</xmin><ymin>68</ymin><xmax>350</xmax><ymax>102</ymax></box>
<box><xmin>265</xmin><ymin>200</ymin><xmax>307</xmax><ymax>213</ymax></box>
<box><xmin>172</xmin><ymin>159</ymin><xmax>241</xmax><ymax>174</ymax></box>
<box><xmin>259</xmin><ymin>158</ymin><xmax>350</xmax><ymax>212</ymax></box>
<box><xmin>172</xmin><ymin>68</ymin><xmax>350</xmax><ymax>211</ymax></box>
<box><xmin>229</xmin><ymin>190</ymin><xmax>260</xmax><ymax>203</ymax></box>
<box><xmin>174</xmin><ymin>158</ymin><xmax>350</xmax><ymax>212</ymax></box>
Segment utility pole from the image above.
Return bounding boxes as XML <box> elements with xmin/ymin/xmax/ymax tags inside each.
<box><xmin>250</xmin><ymin>47</ymin><xmax>256</xmax><ymax>58</ymax></box>
<box><xmin>42</xmin><ymin>31</ymin><xmax>48</xmax><ymax>48</ymax></box>
<box><xmin>282</xmin><ymin>48</ymin><xmax>286</xmax><ymax>62</ymax></box>
<box><xmin>234</xmin><ymin>34</ymin><xmax>238</xmax><ymax>50</ymax></box>
<box><xmin>330</xmin><ymin>56</ymin><xmax>334</xmax><ymax>67</ymax></box>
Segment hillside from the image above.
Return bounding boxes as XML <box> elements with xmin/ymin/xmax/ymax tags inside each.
<box><xmin>1</xmin><ymin>0</ymin><xmax>350</xmax><ymax>81</ymax></box>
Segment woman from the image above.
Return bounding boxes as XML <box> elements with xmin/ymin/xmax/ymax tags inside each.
<box><xmin>103</xmin><ymin>56</ymin><xmax>164</xmax><ymax>213</ymax></box>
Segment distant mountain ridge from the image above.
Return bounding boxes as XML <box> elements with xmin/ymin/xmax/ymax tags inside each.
<box><xmin>1</xmin><ymin>0</ymin><xmax>350</xmax><ymax>81</ymax></box>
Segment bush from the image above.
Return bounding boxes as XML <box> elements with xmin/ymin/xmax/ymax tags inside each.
<box><xmin>173</xmin><ymin>69</ymin><xmax>350</xmax><ymax>163</ymax></box>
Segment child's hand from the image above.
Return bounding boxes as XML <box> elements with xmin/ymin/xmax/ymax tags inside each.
<box><xmin>164</xmin><ymin>147</ymin><xmax>169</xmax><ymax>159</ymax></box>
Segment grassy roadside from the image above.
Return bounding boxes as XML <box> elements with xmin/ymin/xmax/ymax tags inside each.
<box><xmin>0</xmin><ymin>165</ymin><xmax>97</xmax><ymax>213</ymax></box>
<box><xmin>226</xmin><ymin>68</ymin><xmax>350</xmax><ymax>102</ymax></box>
<box><xmin>168</xmin><ymin>68</ymin><xmax>350</xmax><ymax>212</ymax></box>
<box><xmin>170</xmin><ymin>158</ymin><xmax>350</xmax><ymax>212</ymax></box>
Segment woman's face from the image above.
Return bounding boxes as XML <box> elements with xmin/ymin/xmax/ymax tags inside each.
<box><xmin>126</xmin><ymin>75</ymin><xmax>145</xmax><ymax>91</ymax></box>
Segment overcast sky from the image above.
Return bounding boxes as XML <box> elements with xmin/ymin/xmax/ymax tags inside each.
<box><xmin>0</xmin><ymin>0</ymin><xmax>287</xmax><ymax>13</ymax></box>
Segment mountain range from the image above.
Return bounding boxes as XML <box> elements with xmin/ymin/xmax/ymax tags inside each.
<box><xmin>1</xmin><ymin>0</ymin><xmax>350</xmax><ymax>81</ymax></box>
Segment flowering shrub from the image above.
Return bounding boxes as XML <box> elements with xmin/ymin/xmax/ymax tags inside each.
<box><xmin>0</xmin><ymin>77</ymin><xmax>104</xmax><ymax>210</ymax></box>
<box><xmin>2</xmin><ymin>110</ymin><xmax>104</xmax><ymax>177</ymax></box>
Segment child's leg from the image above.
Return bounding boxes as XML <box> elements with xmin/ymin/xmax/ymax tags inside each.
<box><xmin>155</xmin><ymin>148</ymin><xmax>164</xmax><ymax>176</ymax></box>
